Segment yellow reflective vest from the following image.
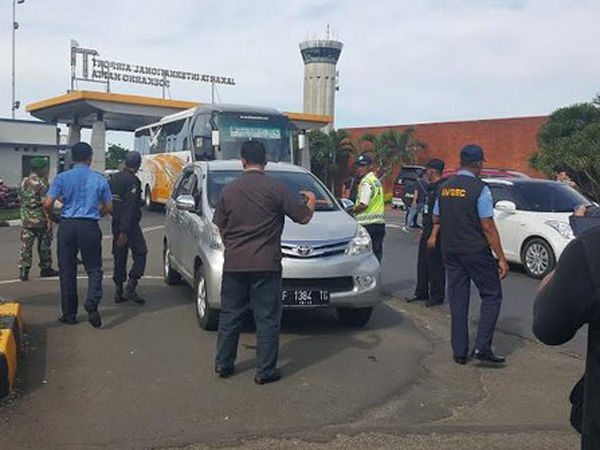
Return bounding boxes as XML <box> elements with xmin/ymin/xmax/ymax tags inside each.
<box><xmin>355</xmin><ymin>172</ymin><xmax>385</xmax><ymax>225</ymax></box>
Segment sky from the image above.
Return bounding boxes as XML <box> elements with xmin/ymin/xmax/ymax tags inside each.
<box><xmin>1</xmin><ymin>0</ymin><xmax>599</xmax><ymax>148</ymax></box>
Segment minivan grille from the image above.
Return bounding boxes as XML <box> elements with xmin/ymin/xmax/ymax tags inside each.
<box><xmin>281</xmin><ymin>238</ymin><xmax>351</xmax><ymax>259</ymax></box>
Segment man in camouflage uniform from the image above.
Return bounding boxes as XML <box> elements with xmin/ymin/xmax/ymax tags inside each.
<box><xmin>19</xmin><ymin>157</ymin><xmax>59</xmax><ymax>281</ymax></box>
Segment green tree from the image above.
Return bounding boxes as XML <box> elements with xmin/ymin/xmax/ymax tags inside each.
<box><xmin>530</xmin><ymin>101</ymin><xmax>600</xmax><ymax>200</ymax></box>
<box><xmin>360</xmin><ymin>128</ymin><xmax>416</xmax><ymax>180</ymax></box>
<box><xmin>106</xmin><ymin>143</ymin><xmax>129</xmax><ymax>170</ymax></box>
<box><xmin>308</xmin><ymin>129</ymin><xmax>356</xmax><ymax>190</ymax></box>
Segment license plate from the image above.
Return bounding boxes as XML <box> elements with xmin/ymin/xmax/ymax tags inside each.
<box><xmin>282</xmin><ymin>290</ymin><xmax>330</xmax><ymax>306</ymax></box>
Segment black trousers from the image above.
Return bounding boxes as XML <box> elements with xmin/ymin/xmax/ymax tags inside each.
<box><xmin>216</xmin><ymin>271</ymin><xmax>282</xmax><ymax>379</ymax></box>
<box><xmin>57</xmin><ymin>219</ymin><xmax>103</xmax><ymax>320</ymax></box>
<box><xmin>364</xmin><ymin>223</ymin><xmax>386</xmax><ymax>263</ymax></box>
<box><xmin>112</xmin><ymin>223</ymin><xmax>147</xmax><ymax>286</ymax></box>
<box><xmin>444</xmin><ymin>251</ymin><xmax>503</xmax><ymax>357</ymax></box>
<box><xmin>415</xmin><ymin>233</ymin><xmax>445</xmax><ymax>302</ymax></box>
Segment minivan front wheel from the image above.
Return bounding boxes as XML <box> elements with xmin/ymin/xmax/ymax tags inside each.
<box><xmin>522</xmin><ymin>238</ymin><xmax>555</xmax><ymax>279</ymax></box>
<box><xmin>163</xmin><ymin>243</ymin><xmax>182</xmax><ymax>285</ymax></box>
<box><xmin>194</xmin><ymin>266</ymin><xmax>219</xmax><ymax>331</ymax></box>
<box><xmin>336</xmin><ymin>307</ymin><xmax>373</xmax><ymax>327</ymax></box>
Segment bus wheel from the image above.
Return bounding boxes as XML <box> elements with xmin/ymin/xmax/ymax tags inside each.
<box><xmin>144</xmin><ymin>187</ymin><xmax>157</xmax><ymax>211</ymax></box>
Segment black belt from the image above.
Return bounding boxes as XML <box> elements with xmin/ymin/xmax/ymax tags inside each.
<box><xmin>61</xmin><ymin>218</ymin><xmax>98</xmax><ymax>223</ymax></box>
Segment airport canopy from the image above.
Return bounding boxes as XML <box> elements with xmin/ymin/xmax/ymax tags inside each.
<box><xmin>26</xmin><ymin>90</ymin><xmax>332</xmax><ymax>132</ymax></box>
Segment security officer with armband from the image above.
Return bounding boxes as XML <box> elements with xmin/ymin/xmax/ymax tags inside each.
<box><xmin>18</xmin><ymin>157</ymin><xmax>59</xmax><ymax>281</ymax></box>
<box><xmin>353</xmin><ymin>154</ymin><xmax>385</xmax><ymax>263</ymax></box>
<box><xmin>406</xmin><ymin>159</ymin><xmax>446</xmax><ymax>307</ymax></box>
<box><xmin>428</xmin><ymin>145</ymin><xmax>509</xmax><ymax>366</ymax></box>
<box><xmin>109</xmin><ymin>151</ymin><xmax>147</xmax><ymax>305</ymax></box>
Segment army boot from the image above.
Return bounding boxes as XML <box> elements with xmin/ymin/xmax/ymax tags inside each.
<box><xmin>124</xmin><ymin>279</ymin><xmax>146</xmax><ymax>305</ymax></box>
<box><xmin>40</xmin><ymin>268</ymin><xmax>59</xmax><ymax>278</ymax></box>
<box><xmin>19</xmin><ymin>267</ymin><xmax>29</xmax><ymax>281</ymax></box>
<box><xmin>114</xmin><ymin>283</ymin><xmax>127</xmax><ymax>303</ymax></box>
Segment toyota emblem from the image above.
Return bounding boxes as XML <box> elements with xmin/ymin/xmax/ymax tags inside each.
<box><xmin>295</xmin><ymin>245</ymin><xmax>314</xmax><ymax>256</ymax></box>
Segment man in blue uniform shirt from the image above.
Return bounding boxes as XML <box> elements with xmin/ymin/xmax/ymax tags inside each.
<box><xmin>44</xmin><ymin>142</ymin><xmax>113</xmax><ymax>328</ymax></box>
<box><xmin>428</xmin><ymin>144</ymin><xmax>509</xmax><ymax>365</ymax></box>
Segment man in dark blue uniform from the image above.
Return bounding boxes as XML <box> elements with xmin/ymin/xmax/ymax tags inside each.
<box><xmin>428</xmin><ymin>145</ymin><xmax>509</xmax><ymax>365</ymax></box>
<box><xmin>44</xmin><ymin>142</ymin><xmax>113</xmax><ymax>328</ymax></box>
<box><xmin>109</xmin><ymin>151</ymin><xmax>147</xmax><ymax>305</ymax></box>
<box><xmin>406</xmin><ymin>159</ymin><xmax>446</xmax><ymax>307</ymax></box>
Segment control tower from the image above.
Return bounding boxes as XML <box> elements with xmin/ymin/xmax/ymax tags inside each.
<box><xmin>299</xmin><ymin>36</ymin><xmax>343</xmax><ymax>128</ymax></box>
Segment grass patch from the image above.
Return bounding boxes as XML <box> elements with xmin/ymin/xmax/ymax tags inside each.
<box><xmin>0</xmin><ymin>209</ymin><xmax>20</xmax><ymax>222</ymax></box>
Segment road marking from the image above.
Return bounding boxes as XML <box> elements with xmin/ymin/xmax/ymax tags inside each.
<box><xmin>102</xmin><ymin>225</ymin><xmax>164</xmax><ymax>239</ymax></box>
<box><xmin>386</xmin><ymin>224</ymin><xmax>403</xmax><ymax>229</ymax></box>
<box><xmin>0</xmin><ymin>274</ymin><xmax>164</xmax><ymax>286</ymax></box>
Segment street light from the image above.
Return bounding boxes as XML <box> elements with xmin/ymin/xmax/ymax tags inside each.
<box><xmin>11</xmin><ymin>0</ymin><xmax>25</xmax><ymax>119</ymax></box>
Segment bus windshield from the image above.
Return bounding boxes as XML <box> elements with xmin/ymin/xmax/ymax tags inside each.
<box><xmin>215</xmin><ymin>113</ymin><xmax>292</xmax><ymax>163</ymax></box>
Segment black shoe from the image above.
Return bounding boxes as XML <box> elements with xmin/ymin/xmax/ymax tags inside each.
<box><xmin>425</xmin><ymin>299</ymin><xmax>444</xmax><ymax>308</ymax></box>
<box><xmin>40</xmin><ymin>268</ymin><xmax>59</xmax><ymax>278</ymax></box>
<box><xmin>124</xmin><ymin>289</ymin><xmax>146</xmax><ymax>305</ymax></box>
<box><xmin>19</xmin><ymin>269</ymin><xmax>29</xmax><ymax>281</ymax></box>
<box><xmin>58</xmin><ymin>316</ymin><xmax>77</xmax><ymax>325</ymax></box>
<box><xmin>406</xmin><ymin>295</ymin><xmax>428</xmax><ymax>303</ymax></box>
<box><xmin>473</xmin><ymin>349</ymin><xmax>506</xmax><ymax>365</ymax></box>
<box><xmin>114</xmin><ymin>284</ymin><xmax>127</xmax><ymax>304</ymax></box>
<box><xmin>84</xmin><ymin>301</ymin><xmax>102</xmax><ymax>328</ymax></box>
<box><xmin>254</xmin><ymin>369</ymin><xmax>282</xmax><ymax>385</ymax></box>
<box><xmin>453</xmin><ymin>355</ymin><xmax>468</xmax><ymax>365</ymax></box>
<box><xmin>215</xmin><ymin>366</ymin><xmax>235</xmax><ymax>378</ymax></box>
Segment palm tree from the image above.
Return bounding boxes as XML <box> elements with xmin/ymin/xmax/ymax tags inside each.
<box><xmin>360</xmin><ymin>128</ymin><xmax>415</xmax><ymax>181</ymax></box>
<box><xmin>308</xmin><ymin>129</ymin><xmax>356</xmax><ymax>191</ymax></box>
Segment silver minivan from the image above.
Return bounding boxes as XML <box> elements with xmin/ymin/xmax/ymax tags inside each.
<box><xmin>163</xmin><ymin>160</ymin><xmax>381</xmax><ymax>330</ymax></box>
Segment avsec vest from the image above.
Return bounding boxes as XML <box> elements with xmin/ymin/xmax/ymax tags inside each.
<box><xmin>355</xmin><ymin>172</ymin><xmax>385</xmax><ymax>226</ymax></box>
<box><xmin>439</xmin><ymin>174</ymin><xmax>489</xmax><ymax>254</ymax></box>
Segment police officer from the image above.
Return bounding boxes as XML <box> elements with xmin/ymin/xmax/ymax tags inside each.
<box><xmin>428</xmin><ymin>145</ymin><xmax>509</xmax><ymax>365</ymax></box>
<box><xmin>44</xmin><ymin>142</ymin><xmax>113</xmax><ymax>328</ymax></box>
<box><xmin>18</xmin><ymin>157</ymin><xmax>59</xmax><ymax>281</ymax></box>
<box><xmin>353</xmin><ymin>154</ymin><xmax>385</xmax><ymax>263</ymax></box>
<box><xmin>406</xmin><ymin>159</ymin><xmax>446</xmax><ymax>307</ymax></box>
<box><xmin>109</xmin><ymin>151</ymin><xmax>147</xmax><ymax>305</ymax></box>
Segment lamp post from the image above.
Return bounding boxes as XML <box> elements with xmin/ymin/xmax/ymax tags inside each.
<box><xmin>11</xmin><ymin>0</ymin><xmax>25</xmax><ymax>119</ymax></box>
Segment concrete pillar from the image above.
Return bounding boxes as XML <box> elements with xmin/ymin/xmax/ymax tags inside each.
<box><xmin>90</xmin><ymin>119</ymin><xmax>106</xmax><ymax>173</ymax></box>
<box><xmin>298</xmin><ymin>131</ymin><xmax>311</xmax><ymax>171</ymax></box>
<box><xmin>67</xmin><ymin>123</ymin><xmax>81</xmax><ymax>146</ymax></box>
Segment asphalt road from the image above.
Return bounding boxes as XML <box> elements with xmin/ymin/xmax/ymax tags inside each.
<box><xmin>383</xmin><ymin>211</ymin><xmax>586</xmax><ymax>355</ymax></box>
<box><xmin>0</xmin><ymin>209</ymin><xmax>583</xmax><ymax>449</ymax></box>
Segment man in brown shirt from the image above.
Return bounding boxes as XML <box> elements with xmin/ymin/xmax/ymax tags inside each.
<box><xmin>213</xmin><ymin>140</ymin><xmax>316</xmax><ymax>384</ymax></box>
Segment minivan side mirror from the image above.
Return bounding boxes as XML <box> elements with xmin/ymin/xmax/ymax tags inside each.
<box><xmin>175</xmin><ymin>194</ymin><xmax>196</xmax><ymax>212</ymax></box>
<box><xmin>495</xmin><ymin>200</ymin><xmax>517</xmax><ymax>214</ymax></box>
<box><xmin>339</xmin><ymin>198</ymin><xmax>354</xmax><ymax>216</ymax></box>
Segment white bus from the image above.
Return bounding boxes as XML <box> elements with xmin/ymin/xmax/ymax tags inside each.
<box><xmin>134</xmin><ymin>104</ymin><xmax>297</xmax><ymax>208</ymax></box>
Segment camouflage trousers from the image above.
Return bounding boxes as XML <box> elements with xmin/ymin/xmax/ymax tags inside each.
<box><xmin>19</xmin><ymin>227</ymin><xmax>53</xmax><ymax>271</ymax></box>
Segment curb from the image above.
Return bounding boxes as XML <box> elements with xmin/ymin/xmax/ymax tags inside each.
<box><xmin>0</xmin><ymin>220</ymin><xmax>22</xmax><ymax>228</ymax></box>
<box><xmin>0</xmin><ymin>302</ymin><xmax>23</xmax><ymax>399</ymax></box>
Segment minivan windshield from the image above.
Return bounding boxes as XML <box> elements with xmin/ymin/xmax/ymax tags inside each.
<box><xmin>514</xmin><ymin>182</ymin><xmax>591</xmax><ymax>213</ymax></box>
<box><xmin>208</xmin><ymin>170</ymin><xmax>338</xmax><ymax>212</ymax></box>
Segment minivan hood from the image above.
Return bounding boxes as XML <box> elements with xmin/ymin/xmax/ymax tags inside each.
<box><xmin>282</xmin><ymin>211</ymin><xmax>357</xmax><ymax>242</ymax></box>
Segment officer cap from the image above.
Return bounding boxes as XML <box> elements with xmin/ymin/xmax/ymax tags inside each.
<box><xmin>124</xmin><ymin>151</ymin><xmax>142</xmax><ymax>168</ymax></box>
<box><xmin>30</xmin><ymin>157</ymin><xmax>48</xmax><ymax>169</ymax></box>
<box><xmin>355</xmin><ymin>154</ymin><xmax>373</xmax><ymax>166</ymax></box>
<box><xmin>426</xmin><ymin>158</ymin><xmax>445</xmax><ymax>173</ymax></box>
<box><xmin>460</xmin><ymin>144</ymin><xmax>486</xmax><ymax>163</ymax></box>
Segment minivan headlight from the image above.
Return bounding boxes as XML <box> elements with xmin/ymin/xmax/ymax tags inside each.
<box><xmin>210</xmin><ymin>223</ymin><xmax>224</xmax><ymax>250</ymax></box>
<box><xmin>348</xmin><ymin>225</ymin><xmax>372</xmax><ymax>256</ymax></box>
<box><xmin>545</xmin><ymin>220</ymin><xmax>574</xmax><ymax>240</ymax></box>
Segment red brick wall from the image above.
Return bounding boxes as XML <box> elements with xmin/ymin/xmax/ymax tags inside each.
<box><xmin>343</xmin><ymin>115</ymin><xmax>548</xmax><ymax>181</ymax></box>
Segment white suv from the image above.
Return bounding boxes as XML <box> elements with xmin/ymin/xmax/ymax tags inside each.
<box><xmin>487</xmin><ymin>178</ymin><xmax>592</xmax><ymax>278</ymax></box>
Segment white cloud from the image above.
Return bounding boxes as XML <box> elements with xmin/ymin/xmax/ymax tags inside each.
<box><xmin>1</xmin><ymin>0</ymin><xmax>599</xmax><ymax>148</ymax></box>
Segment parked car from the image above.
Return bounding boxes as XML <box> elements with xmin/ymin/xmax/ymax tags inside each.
<box><xmin>443</xmin><ymin>168</ymin><xmax>530</xmax><ymax>179</ymax></box>
<box><xmin>163</xmin><ymin>160</ymin><xmax>382</xmax><ymax>330</ymax></box>
<box><xmin>392</xmin><ymin>165</ymin><xmax>426</xmax><ymax>209</ymax></box>
<box><xmin>486</xmin><ymin>178</ymin><xmax>592</xmax><ymax>278</ymax></box>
